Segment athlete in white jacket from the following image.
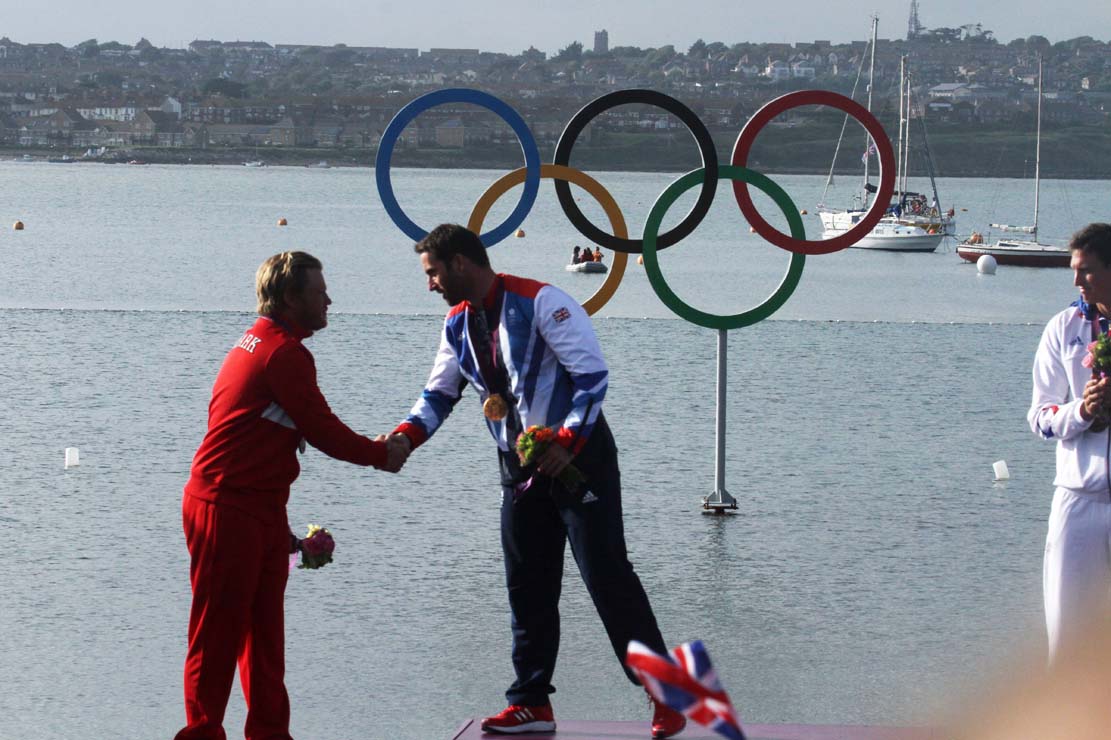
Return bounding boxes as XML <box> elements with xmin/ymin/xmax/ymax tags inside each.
<box><xmin>1028</xmin><ymin>222</ymin><xmax>1111</xmax><ymax>660</ymax></box>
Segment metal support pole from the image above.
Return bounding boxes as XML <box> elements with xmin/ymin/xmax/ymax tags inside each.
<box><xmin>703</xmin><ymin>328</ymin><xmax>738</xmax><ymax>513</ymax></box>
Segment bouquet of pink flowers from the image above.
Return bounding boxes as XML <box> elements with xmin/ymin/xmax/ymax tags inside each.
<box><xmin>1083</xmin><ymin>332</ymin><xmax>1111</xmax><ymax>377</ymax></box>
<box><xmin>297</xmin><ymin>524</ymin><xmax>335</xmax><ymax>570</ymax></box>
<box><xmin>516</xmin><ymin>425</ymin><xmax>585</xmax><ymax>493</ymax></box>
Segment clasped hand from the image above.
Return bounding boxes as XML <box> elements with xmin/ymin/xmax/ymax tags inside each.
<box><xmin>375</xmin><ymin>433</ymin><xmax>412</xmax><ymax>472</ymax></box>
<box><xmin>373</xmin><ymin>431</ymin><xmax>570</xmax><ymax>475</ymax></box>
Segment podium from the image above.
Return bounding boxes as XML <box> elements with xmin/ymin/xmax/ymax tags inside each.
<box><xmin>449</xmin><ymin>718</ymin><xmax>938</xmax><ymax>739</ymax></box>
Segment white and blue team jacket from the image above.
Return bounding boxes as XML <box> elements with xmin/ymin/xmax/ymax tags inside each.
<box><xmin>1028</xmin><ymin>298</ymin><xmax>1111</xmax><ymax>495</ymax></box>
<box><xmin>396</xmin><ymin>274</ymin><xmax>608</xmax><ymax>454</ymax></box>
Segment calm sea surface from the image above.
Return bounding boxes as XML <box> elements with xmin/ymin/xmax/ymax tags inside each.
<box><xmin>2</xmin><ymin>161</ymin><xmax>1110</xmax><ymax>739</ymax></box>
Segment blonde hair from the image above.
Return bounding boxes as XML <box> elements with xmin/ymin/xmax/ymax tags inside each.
<box><xmin>255</xmin><ymin>251</ymin><xmax>322</xmax><ymax>316</ymax></box>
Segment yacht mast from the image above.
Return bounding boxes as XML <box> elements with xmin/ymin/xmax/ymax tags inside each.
<box><xmin>990</xmin><ymin>57</ymin><xmax>1044</xmax><ymax>238</ymax></box>
<box><xmin>862</xmin><ymin>15</ymin><xmax>878</xmax><ymax>198</ymax></box>
<box><xmin>1033</xmin><ymin>57</ymin><xmax>1042</xmax><ymax>240</ymax></box>
<box><xmin>903</xmin><ymin>65</ymin><xmax>914</xmax><ymax>197</ymax></box>
<box><xmin>896</xmin><ymin>56</ymin><xmax>906</xmax><ymax>200</ymax></box>
<box><xmin>918</xmin><ymin>105</ymin><xmax>944</xmax><ymax>212</ymax></box>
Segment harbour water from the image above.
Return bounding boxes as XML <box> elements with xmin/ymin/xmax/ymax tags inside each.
<box><xmin>2</xmin><ymin>162</ymin><xmax>1109</xmax><ymax>739</ymax></box>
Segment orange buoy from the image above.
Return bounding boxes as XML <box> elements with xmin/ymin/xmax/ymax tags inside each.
<box><xmin>637</xmin><ymin>254</ymin><xmax>644</xmax><ymax>265</ymax></box>
<box><xmin>13</xmin><ymin>220</ymin><xmax>24</xmax><ymax>230</ymax></box>
<box><xmin>749</xmin><ymin>226</ymin><xmax>757</xmax><ymax>233</ymax></box>
<box><xmin>514</xmin><ymin>228</ymin><xmax>525</xmax><ymax>238</ymax></box>
<box><xmin>800</xmin><ymin>209</ymin><xmax>808</xmax><ymax>215</ymax></box>
<box><xmin>277</xmin><ymin>217</ymin><xmax>288</xmax><ymax>226</ymax></box>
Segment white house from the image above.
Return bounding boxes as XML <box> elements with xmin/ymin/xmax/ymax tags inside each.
<box><xmin>764</xmin><ymin>60</ymin><xmax>791</xmax><ymax>81</ymax></box>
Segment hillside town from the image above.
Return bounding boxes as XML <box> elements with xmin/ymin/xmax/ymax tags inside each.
<box><xmin>1</xmin><ymin>15</ymin><xmax>1110</xmax><ymax>162</ymax></box>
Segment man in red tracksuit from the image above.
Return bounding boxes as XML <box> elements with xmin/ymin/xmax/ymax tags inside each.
<box><xmin>175</xmin><ymin>251</ymin><xmax>404</xmax><ymax>740</ymax></box>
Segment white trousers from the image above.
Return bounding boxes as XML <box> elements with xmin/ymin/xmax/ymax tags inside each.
<box><xmin>1044</xmin><ymin>487</ymin><xmax>1111</xmax><ymax>661</ymax></box>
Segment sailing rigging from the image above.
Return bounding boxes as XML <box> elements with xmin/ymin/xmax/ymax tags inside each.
<box><xmin>818</xmin><ymin>16</ymin><xmax>955</xmax><ymax>252</ymax></box>
<box><xmin>956</xmin><ymin>57</ymin><xmax>1069</xmax><ymax>267</ymax></box>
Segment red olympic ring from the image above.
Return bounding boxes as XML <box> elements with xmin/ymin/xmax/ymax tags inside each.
<box><xmin>731</xmin><ymin>90</ymin><xmax>896</xmax><ymax>256</ymax></box>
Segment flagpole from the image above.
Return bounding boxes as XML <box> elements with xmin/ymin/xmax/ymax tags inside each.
<box><xmin>703</xmin><ymin>328</ymin><xmax>737</xmax><ymax>513</ymax></box>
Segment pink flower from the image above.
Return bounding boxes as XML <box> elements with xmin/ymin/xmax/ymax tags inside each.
<box><xmin>1084</xmin><ymin>353</ymin><xmax>1094</xmax><ymax>369</ymax></box>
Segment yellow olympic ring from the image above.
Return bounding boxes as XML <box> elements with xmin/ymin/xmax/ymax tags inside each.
<box><xmin>467</xmin><ymin>164</ymin><xmax>628</xmax><ymax>316</ymax></box>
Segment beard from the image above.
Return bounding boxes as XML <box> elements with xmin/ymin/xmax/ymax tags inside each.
<box><xmin>438</xmin><ymin>267</ymin><xmax>465</xmax><ymax>306</ymax></box>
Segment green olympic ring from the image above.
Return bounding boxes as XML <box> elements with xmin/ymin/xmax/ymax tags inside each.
<box><xmin>642</xmin><ymin>165</ymin><xmax>806</xmax><ymax>330</ymax></box>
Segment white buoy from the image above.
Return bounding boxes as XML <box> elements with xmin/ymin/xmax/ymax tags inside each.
<box><xmin>977</xmin><ymin>254</ymin><xmax>998</xmax><ymax>275</ymax></box>
<box><xmin>993</xmin><ymin>460</ymin><xmax>1010</xmax><ymax>481</ymax></box>
<box><xmin>64</xmin><ymin>447</ymin><xmax>80</xmax><ymax>469</ymax></box>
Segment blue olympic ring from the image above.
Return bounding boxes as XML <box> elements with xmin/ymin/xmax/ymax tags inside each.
<box><xmin>375</xmin><ymin>89</ymin><xmax>542</xmax><ymax>245</ymax></box>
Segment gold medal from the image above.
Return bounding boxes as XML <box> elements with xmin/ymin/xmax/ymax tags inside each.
<box><xmin>483</xmin><ymin>394</ymin><xmax>508</xmax><ymax>421</ymax></box>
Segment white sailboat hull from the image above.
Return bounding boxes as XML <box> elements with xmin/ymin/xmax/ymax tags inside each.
<box><xmin>819</xmin><ymin>209</ymin><xmax>955</xmax><ymax>237</ymax></box>
<box><xmin>846</xmin><ymin>231</ymin><xmax>943</xmax><ymax>252</ymax></box>
<box><xmin>819</xmin><ymin>211</ymin><xmax>944</xmax><ymax>252</ymax></box>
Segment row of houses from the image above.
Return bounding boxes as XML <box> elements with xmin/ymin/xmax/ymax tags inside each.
<box><xmin>0</xmin><ymin>107</ymin><xmax>579</xmax><ymax>149</ymax></box>
<box><xmin>0</xmin><ymin>109</ymin><xmax>203</xmax><ymax>148</ymax></box>
<box><xmin>921</xmin><ymin>83</ymin><xmax>1111</xmax><ymax>124</ymax></box>
<box><xmin>4</xmin><ymin>83</ymin><xmax>1108</xmax><ymax>151</ymax></box>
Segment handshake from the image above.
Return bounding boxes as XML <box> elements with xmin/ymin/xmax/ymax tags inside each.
<box><xmin>374</xmin><ymin>432</ymin><xmax>413</xmax><ymax>473</ymax></box>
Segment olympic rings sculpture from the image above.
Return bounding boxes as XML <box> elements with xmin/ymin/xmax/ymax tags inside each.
<box><xmin>375</xmin><ymin>87</ymin><xmax>896</xmax><ymax>329</ymax></box>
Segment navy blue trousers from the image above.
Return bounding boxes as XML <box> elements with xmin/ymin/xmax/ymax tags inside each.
<box><xmin>498</xmin><ymin>416</ymin><xmax>667</xmax><ymax>706</ymax></box>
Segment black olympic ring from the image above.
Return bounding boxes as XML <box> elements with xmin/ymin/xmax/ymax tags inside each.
<box><xmin>552</xmin><ymin>89</ymin><xmax>719</xmax><ymax>254</ymax></box>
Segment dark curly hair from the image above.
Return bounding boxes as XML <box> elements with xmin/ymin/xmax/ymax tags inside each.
<box><xmin>413</xmin><ymin>224</ymin><xmax>490</xmax><ymax>268</ymax></box>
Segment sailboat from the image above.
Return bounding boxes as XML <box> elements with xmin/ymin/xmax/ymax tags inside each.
<box><xmin>956</xmin><ymin>59</ymin><xmax>1069</xmax><ymax>267</ymax></box>
<box><xmin>818</xmin><ymin>17</ymin><xmax>955</xmax><ymax>252</ymax></box>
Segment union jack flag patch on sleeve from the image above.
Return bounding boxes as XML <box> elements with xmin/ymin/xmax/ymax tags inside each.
<box><xmin>552</xmin><ymin>307</ymin><xmax>571</xmax><ymax>323</ymax></box>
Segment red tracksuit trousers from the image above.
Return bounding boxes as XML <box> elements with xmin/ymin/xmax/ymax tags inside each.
<box><xmin>176</xmin><ymin>494</ymin><xmax>293</xmax><ymax>740</ymax></box>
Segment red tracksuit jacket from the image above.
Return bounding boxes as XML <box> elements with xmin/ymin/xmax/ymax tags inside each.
<box><xmin>185</xmin><ymin>315</ymin><xmax>385</xmax><ymax>523</ymax></box>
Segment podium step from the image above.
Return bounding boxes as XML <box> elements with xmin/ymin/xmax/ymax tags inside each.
<box><xmin>450</xmin><ymin>718</ymin><xmax>937</xmax><ymax>740</ymax></box>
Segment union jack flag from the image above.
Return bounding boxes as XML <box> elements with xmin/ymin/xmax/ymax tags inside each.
<box><xmin>861</xmin><ymin>140</ymin><xmax>877</xmax><ymax>162</ymax></box>
<box><xmin>626</xmin><ymin>640</ymin><xmax>746</xmax><ymax>740</ymax></box>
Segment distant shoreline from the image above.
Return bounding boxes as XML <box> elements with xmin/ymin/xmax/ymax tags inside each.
<box><xmin>4</xmin><ymin>139</ymin><xmax>1109</xmax><ymax>180</ymax></box>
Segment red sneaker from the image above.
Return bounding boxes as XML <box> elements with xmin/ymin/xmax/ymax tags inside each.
<box><xmin>649</xmin><ymin>697</ymin><xmax>686</xmax><ymax>739</ymax></box>
<box><xmin>480</xmin><ymin>703</ymin><xmax>556</xmax><ymax>734</ymax></box>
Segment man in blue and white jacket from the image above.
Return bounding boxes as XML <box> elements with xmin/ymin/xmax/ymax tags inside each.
<box><xmin>1029</xmin><ymin>222</ymin><xmax>1111</xmax><ymax>661</ymax></box>
<box><xmin>389</xmin><ymin>224</ymin><xmax>685</xmax><ymax>739</ymax></box>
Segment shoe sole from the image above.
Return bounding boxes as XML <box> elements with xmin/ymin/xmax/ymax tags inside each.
<box><xmin>480</xmin><ymin>720</ymin><xmax>557</xmax><ymax>734</ymax></box>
